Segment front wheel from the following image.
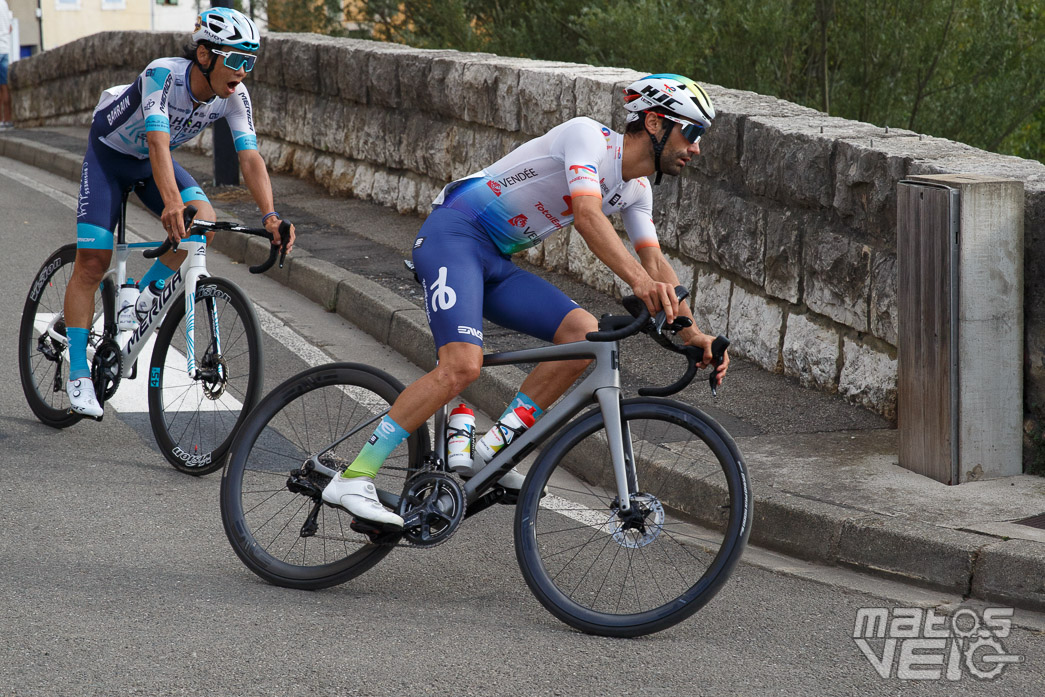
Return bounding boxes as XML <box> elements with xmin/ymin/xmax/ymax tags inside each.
<box><xmin>148</xmin><ymin>277</ymin><xmax>262</xmax><ymax>475</ymax></box>
<box><xmin>220</xmin><ymin>363</ymin><xmax>430</xmax><ymax>590</ymax></box>
<box><xmin>18</xmin><ymin>244</ymin><xmax>115</xmax><ymax>428</ymax></box>
<box><xmin>514</xmin><ymin>399</ymin><xmax>752</xmax><ymax>637</ymax></box>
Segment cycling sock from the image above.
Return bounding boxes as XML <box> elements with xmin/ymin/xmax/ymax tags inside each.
<box><xmin>138</xmin><ymin>259</ymin><xmax>175</xmax><ymax>290</ymax></box>
<box><xmin>68</xmin><ymin>327</ymin><xmax>91</xmax><ymax>381</ymax></box>
<box><xmin>500</xmin><ymin>391</ymin><xmax>543</xmax><ymax>422</ymax></box>
<box><xmin>342</xmin><ymin>414</ymin><xmax>410</xmax><ymax>479</ymax></box>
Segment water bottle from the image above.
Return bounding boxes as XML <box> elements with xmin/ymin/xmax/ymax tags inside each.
<box><xmin>474</xmin><ymin>405</ymin><xmax>537</xmax><ymax>464</ymax></box>
<box><xmin>446</xmin><ymin>403</ymin><xmax>475</xmax><ymax>472</ymax></box>
<box><xmin>135</xmin><ymin>278</ymin><xmax>165</xmax><ymax>321</ymax></box>
<box><xmin>117</xmin><ymin>278</ymin><xmax>140</xmax><ymax>330</ymax></box>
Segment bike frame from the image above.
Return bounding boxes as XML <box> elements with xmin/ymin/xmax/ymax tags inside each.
<box><xmin>304</xmin><ymin>338</ymin><xmax>638</xmax><ymax>514</ymax></box>
<box><xmin>40</xmin><ymin>189</ymin><xmax>215</xmax><ymax>385</ymax></box>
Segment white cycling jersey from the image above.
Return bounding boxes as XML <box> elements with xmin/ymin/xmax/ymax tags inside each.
<box><xmin>434</xmin><ymin>117</ymin><xmax>658</xmax><ymax>255</ymax></box>
<box><xmin>92</xmin><ymin>57</ymin><xmax>257</xmax><ymax>159</ymax></box>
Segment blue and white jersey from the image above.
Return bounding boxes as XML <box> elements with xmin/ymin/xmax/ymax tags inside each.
<box><xmin>92</xmin><ymin>57</ymin><xmax>257</xmax><ymax>159</ymax></box>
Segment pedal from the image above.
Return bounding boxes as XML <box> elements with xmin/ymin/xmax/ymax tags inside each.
<box><xmin>349</xmin><ymin>517</ymin><xmax>401</xmax><ymax>545</ymax></box>
<box><xmin>69</xmin><ymin>408</ymin><xmax>103</xmax><ymax>423</ymax></box>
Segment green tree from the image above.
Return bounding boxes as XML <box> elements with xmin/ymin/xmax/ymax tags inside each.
<box><xmin>353</xmin><ymin>0</ymin><xmax>1044</xmax><ymax>163</ymax></box>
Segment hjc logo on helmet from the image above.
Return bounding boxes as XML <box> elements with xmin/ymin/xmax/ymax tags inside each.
<box><xmin>639</xmin><ymin>85</ymin><xmax>681</xmax><ymax>109</ymax></box>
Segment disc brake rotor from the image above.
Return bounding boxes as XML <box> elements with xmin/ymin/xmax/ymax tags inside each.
<box><xmin>610</xmin><ymin>493</ymin><xmax>665</xmax><ymax>549</ymax></box>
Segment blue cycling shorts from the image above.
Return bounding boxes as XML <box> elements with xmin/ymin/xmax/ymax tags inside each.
<box><xmin>75</xmin><ymin>117</ymin><xmax>210</xmax><ymax>250</ymax></box>
<box><xmin>412</xmin><ymin>206</ymin><xmax>579</xmax><ymax>350</ymax></box>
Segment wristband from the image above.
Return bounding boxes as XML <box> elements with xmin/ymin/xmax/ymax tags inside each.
<box><xmin>262</xmin><ymin>211</ymin><xmax>280</xmax><ymax>225</ymax></box>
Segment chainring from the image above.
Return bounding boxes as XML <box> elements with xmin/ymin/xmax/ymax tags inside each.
<box><xmin>91</xmin><ymin>337</ymin><xmax>123</xmax><ymax>402</ymax></box>
<box><xmin>397</xmin><ymin>471</ymin><xmax>465</xmax><ymax>548</ymax></box>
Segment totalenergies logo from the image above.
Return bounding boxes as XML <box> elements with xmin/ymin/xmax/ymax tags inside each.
<box><xmin>662</xmin><ymin>83</ymin><xmax>677</xmax><ymax>92</ymax></box>
<box><xmin>508</xmin><ymin>214</ymin><xmax>528</xmax><ymax>228</ymax></box>
<box><xmin>487</xmin><ymin>180</ymin><xmax>502</xmax><ymax>196</ymax></box>
<box><xmin>569</xmin><ymin>164</ymin><xmax>597</xmax><ymax>175</ymax></box>
<box><xmin>194</xmin><ymin>15</ymin><xmax>203</xmax><ymax>32</ymax></box>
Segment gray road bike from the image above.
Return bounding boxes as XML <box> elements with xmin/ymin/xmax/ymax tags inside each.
<box><xmin>220</xmin><ymin>287</ymin><xmax>751</xmax><ymax>637</ymax></box>
<box><xmin>18</xmin><ymin>184</ymin><xmax>289</xmax><ymax>475</ymax></box>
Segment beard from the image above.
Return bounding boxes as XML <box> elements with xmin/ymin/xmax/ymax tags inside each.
<box><xmin>657</xmin><ymin>145</ymin><xmax>691</xmax><ymax>176</ymax></box>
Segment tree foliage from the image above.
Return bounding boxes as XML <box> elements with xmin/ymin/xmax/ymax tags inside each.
<box><xmin>305</xmin><ymin>0</ymin><xmax>1045</xmax><ymax>161</ymax></box>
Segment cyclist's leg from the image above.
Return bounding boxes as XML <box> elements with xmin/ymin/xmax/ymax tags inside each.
<box><xmin>137</xmin><ymin>161</ymin><xmax>215</xmax><ymax>285</ymax></box>
<box><xmin>323</xmin><ymin>208</ymin><xmax>488</xmax><ymax>526</ymax></box>
<box><xmin>484</xmin><ymin>264</ymin><xmax>598</xmax><ymax>411</ymax></box>
<box><xmin>63</xmin><ymin>140</ymin><xmax>129</xmax><ymax>417</ymax></box>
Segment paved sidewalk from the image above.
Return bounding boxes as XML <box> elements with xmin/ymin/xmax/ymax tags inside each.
<box><xmin>4</xmin><ymin>126</ymin><xmax>1045</xmax><ymax>614</ymax></box>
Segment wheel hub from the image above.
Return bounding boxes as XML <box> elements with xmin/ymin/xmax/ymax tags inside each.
<box><xmin>197</xmin><ymin>350</ymin><xmax>228</xmax><ymax>400</ymax></box>
<box><xmin>610</xmin><ymin>493</ymin><xmax>665</xmax><ymax>548</ymax></box>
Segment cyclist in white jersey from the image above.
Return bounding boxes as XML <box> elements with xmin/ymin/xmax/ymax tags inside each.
<box><xmin>63</xmin><ymin>8</ymin><xmax>295</xmax><ymax>418</ymax></box>
<box><xmin>322</xmin><ymin>74</ymin><xmax>731</xmax><ymax>529</ymax></box>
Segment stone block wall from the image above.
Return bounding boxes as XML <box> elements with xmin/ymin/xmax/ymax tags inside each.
<box><xmin>11</xmin><ymin>31</ymin><xmax>1045</xmax><ymax>434</ymax></box>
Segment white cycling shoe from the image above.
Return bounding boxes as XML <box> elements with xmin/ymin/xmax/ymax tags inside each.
<box><xmin>322</xmin><ymin>475</ymin><xmax>404</xmax><ymax>529</ymax></box>
<box><xmin>67</xmin><ymin>378</ymin><xmax>103</xmax><ymax>419</ymax></box>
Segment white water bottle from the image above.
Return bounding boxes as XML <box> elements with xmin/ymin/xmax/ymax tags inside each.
<box><xmin>475</xmin><ymin>406</ymin><xmax>537</xmax><ymax>463</ymax></box>
<box><xmin>135</xmin><ymin>278</ymin><xmax>165</xmax><ymax>320</ymax></box>
<box><xmin>117</xmin><ymin>278</ymin><xmax>140</xmax><ymax>330</ymax></box>
<box><xmin>446</xmin><ymin>403</ymin><xmax>475</xmax><ymax>471</ymax></box>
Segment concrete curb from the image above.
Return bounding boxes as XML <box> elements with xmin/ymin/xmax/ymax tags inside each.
<box><xmin>5</xmin><ymin>129</ymin><xmax>1044</xmax><ymax>613</ymax></box>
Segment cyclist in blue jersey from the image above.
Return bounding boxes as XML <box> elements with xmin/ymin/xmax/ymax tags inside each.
<box><xmin>63</xmin><ymin>8</ymin><xmax>295</xmax><ymax>418</ymax></box>
<box><xmin>323</xmin><ymin>74</ymin><xmax>731</xmax><ymax>528</ymax></box>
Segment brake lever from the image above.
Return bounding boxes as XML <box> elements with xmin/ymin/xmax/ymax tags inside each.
<box><xmin>708</xmin><ymin>335</ymin><xmax>730</xmax><ymax>397</ymax></box>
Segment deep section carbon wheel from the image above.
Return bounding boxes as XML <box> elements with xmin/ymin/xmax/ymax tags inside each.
<box><xmin>148</xmin><ymin>277</ymin><xmax>262</xmax><ymax>475</ymax></box>
<box><xmin>19</xmin><ymin>244</ymin><xmax>115</xmax><ymax>428</ymax></box>
<box><xmin>221</xmin><ymin>363</ymin><xmax>429</xmax><ymax>590</ymax></box>
<box><xmin>514</xmin><ymin>399</ymin><xmax>751</xmax><ymax>637</ymax></box>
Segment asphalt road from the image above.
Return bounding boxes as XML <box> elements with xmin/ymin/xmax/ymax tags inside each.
<box><xmin>1</xmin><ymin>156</ymin><xmax>1043</xmax><ymax>696</ymax></box>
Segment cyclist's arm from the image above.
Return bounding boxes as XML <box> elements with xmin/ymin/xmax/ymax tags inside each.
<box><xmin>146</xmin><ymin>130</ymin><xmax>189</xmax><ymax>242</ymax></box>
<box><xmin>239</xmin><ymin>149</ymin><xmax>295</xmax><ymax>253</ymax></box>
<box><xmin>571</xmin><ymin>195</ymin><xmax>677</xmax><ymax>323</ymax></box>
<box><xmin>637</xmin><ymin>246</ymin><xmax>726</xmax><ymax>378</ymax></box>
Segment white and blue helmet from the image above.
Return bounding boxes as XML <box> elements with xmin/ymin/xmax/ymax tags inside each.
<box><xmin>192</xmin><ymin>8</ymin><xmax>260</xmax><ymax>52</ymax></box>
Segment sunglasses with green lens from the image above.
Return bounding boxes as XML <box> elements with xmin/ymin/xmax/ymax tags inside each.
<box><xmin>211</xmin><ymin>48</ymin><xmax>257</xmax><ymax>72</ymax></box>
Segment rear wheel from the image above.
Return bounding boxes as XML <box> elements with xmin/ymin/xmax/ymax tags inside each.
<box><xmin>18</xmin><ymin>244</ymin><xmax>114</xmax><ymax>428</ymax></box>
<box><xmin>220</xmin><ymin>363</ymin><xmax>429</xmax><ymax>590</ymax></box>
<box><xmin>514</xmin><ymin>399</ymin><xmax>751</xmax><ymax>637</ymax></box>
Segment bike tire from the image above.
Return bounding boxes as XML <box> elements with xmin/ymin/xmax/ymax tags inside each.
<box><xmin>220</xmin><ymin>362</ymin><xmax>430</xmax><ymax>590</ymax></box>
<box><xmin>18</xmin><ymin>244</ymin><xmax>115</xmax><ymax>428</ymax></box>
<box><xmin>147</xmin><ymin>276</ymin><xmax>263</xmax><ymax>475</ymax></box>
<box><xmin>514</xmin><ymin>398</ymin><xmax>752</xmax><ymax>637</ymax></box>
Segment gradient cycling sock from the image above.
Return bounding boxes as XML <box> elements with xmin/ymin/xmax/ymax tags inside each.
<box><xmin>342</xmin><ymin>414</ymin><xmax>410</xmax><ymax>479</ymax></box>
<box><xmin>68</xmin><ymin>327</ymin><xmax>91</xmax><ymax>381</ymax></box>
<box><xmin>499</xmin><ymin>391</ymin><xmax>543</xmax><ymax>422</ymax></box>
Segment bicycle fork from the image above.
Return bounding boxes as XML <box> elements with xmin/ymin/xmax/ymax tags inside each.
<box><xmin>594</xmin><ymin>387</ymin><xmax>636</xmax><ymax>513</ymax></box>
<box><xmin>181</xmin><ymin>235</ymin><xmax>213</xmax><ymax>382</ymax></box>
